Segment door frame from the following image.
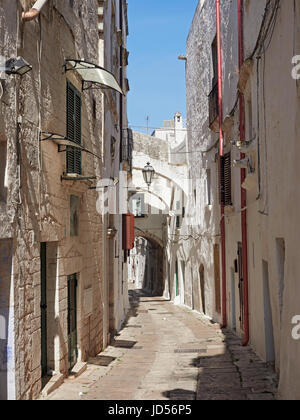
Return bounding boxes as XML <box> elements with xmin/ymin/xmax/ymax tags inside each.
<box><xmin>40</xmin><ymin>243</ymin><xmax>48</xmax><ymax>377</ymax></box>
<box><xmin>67</xmin><ymin>274</ymin><xmax>78</xmax><ymax>371</ymax></box>
<box><xmin>238</xmin><ymin>242</ymin><xmax>244</xmax><ymax>330</ymax></box>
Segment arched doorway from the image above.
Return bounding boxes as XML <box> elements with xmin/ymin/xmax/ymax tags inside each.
<box><xmin>130</xmin><ymin>233</ymin><xmax>164</xmax><ymax>296</ymax></box>
<box><xmin>199</xmin><ymin>264</ymin><xmax>206</xmax><ymax>315</ymax></box>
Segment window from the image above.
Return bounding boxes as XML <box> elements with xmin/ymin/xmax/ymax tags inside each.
<box><xmin>66</xmin><ymin>82</ymin><xmax>82</xmax><ymax>175</ymax></box>
<box><xmin>92</xmin><ymin>98</ymin><xmax>97</xmax><ymax>119</ymax></box>
<box><xmin>70</xmin><ymin>195</ymin><xmax>79</xmax><ymax>236</ymax></box>
<box><xmin>0</xmin><ymin>139</ymin><xmax>7</xmax><ymax>202</ymax></box>
<box><xmin>175</xmin><ymin>200</ymin><xmax>181</xmax><ymax>228</ymax></box>
<box><xmin>206</xmin><ymin>169</ymin><xmax>212</xmax><ymax>205</ymax></box>
<box><xmin>132</xmin><ymin>194</ymin><xmax>145</xmax><ymax>218</ymax></box>
<box><xmin>220</xmin><ymin>153</ymin><xmax>232</xmax><ymax>206</ymax></box>
<box><xmin>212</xmin><ymin>36</ymin><xmax>218</xmax><ymax>87</ymax></box>
<box><xmin>276</xmin><ymin>238</ymin><xmax>285</xmax><ymax>322</ymax></box>
<box><xmin>248</xmin><ymin>105</ymin><xmax>253</xmax><ymax>142</ymax></box>
<box><xmin>122</xmin><ymin>128</ymin><xmax>133</xmax><ymax>169</ymax></box>
<box><xmin>111</xmin><ymin>136</ymin><xmax>116</xmax><ymax>158</ymax></box>
<box><xmin>209</xmin><ymin>36</ymin><xmax>219</xmax><ymax>127</ymax></box>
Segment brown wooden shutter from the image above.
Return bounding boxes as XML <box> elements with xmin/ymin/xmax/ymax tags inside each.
<box><xmin>66</xmin><ymin>82</ymin><xmax>82</xmax><ymax>175</ymax></box>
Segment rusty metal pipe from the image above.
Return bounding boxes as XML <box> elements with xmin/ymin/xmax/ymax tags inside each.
<box><xmin>22</xmin><ymin>0</ymin><xmax>48</xmax><ymax>22</ymax></box>
<box><xmin>216</xmin><ymin>0</ymin><xmax>227</xmax><ymax>329</ymax></box>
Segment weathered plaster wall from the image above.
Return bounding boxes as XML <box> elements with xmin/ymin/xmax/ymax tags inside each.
<box><xmin>185</xmin><ymin>0</ymin><xmax>223</xmax><ymax>323</ymax></box>
<box><xmin>186</xmin><ymin>0</ymin><xmax>300</xmax><ymax>400</ymax></box>
<box><xmin>0</xmin><ymin>0</ymin><xmax>105</xmax><ymax>400</ymax></box>
<box><xmin>102</xmin><ymin>0</ymin><xmax>129</xmax><ymax>338</ymax></box>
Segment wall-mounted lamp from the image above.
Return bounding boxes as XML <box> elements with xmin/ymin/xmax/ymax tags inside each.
<box><xmin>5</xmin><ymin>57</ymin><xmax>32</xmax><ymax>76</ymax></box>
<box><xmin>178</xmin><ymin>55</ymin><xmax>187</xmax><ymax>61</ymax></box>
<box><xmin>142</xmin><ymin>162</ymin><xmax>155</xmax><ymax>189</ymax></box>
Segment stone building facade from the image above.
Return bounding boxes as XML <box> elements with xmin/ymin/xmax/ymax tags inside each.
<box><xmin>99</xmin><ymin>0</ymin><xmax>130</xmax><ymax>344</ymax></box>
<box><xmin>183</xmin><ymin>0</ymin><xmax>300</xmax><ymax>400</ymax></box>
<box><xmin>0</xmin><ymin>0</ymin><xmax>129</xmax><ymax>400</ymax></box>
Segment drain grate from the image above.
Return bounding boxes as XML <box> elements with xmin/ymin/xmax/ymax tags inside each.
<box><xmin>174</xmin><ymin>349</ymin><xmax>207</xmax><ymax>354</ymax></box>
<box><xmin>88</xmin><ymin>355</ymin><xmax>116</xmax><ymax>367</ymax></box>
<box><xmin>167</xmin><ymin>390</ymin><xmax>196</xmax><ymax>400</ymax></box>
<box><xmin>130</xmin><ymin>346</ymin><xmax>144</xmax><ymax>350</ymax></box>
<box><xmin>138</xmin><ymin>310</ymin><xmax>148</xmax><ymax>314</ymax></box>
<box><xmin>113</xmin><ymin>340</ymin><xmax>137</xmax><ymax>349</ymax></box>
<box><xmin>126</xmin><ymin>325</ymin><xmax>142</xmax><ymax>329</ymax></box>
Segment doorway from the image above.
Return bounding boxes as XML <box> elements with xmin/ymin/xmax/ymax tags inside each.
<box><xmin>231</xmin><ymin>268</ymin><xmax>237</xmax><ymax>330</ymax></box>
<box><xmin>262</xmin><ymin>261</ymin><xmax>275</xmax><ymax>363</ymax></box>
<box><xmin>237</xmin><ymin>243</ymin><xmax>244</xmax><ymax>330</ymax></box>
<box><xmin>214</xmin><ymin>244</ymin><xmax>221</xmax><ymax>313</ymax></box>
<box><xmin>199</xmin><ymin>265</ymin><xmax>206</xmax><ymax>315</ymax></box>
<box><xmin>175</xmin><ymin>260</ymin><xmax>179</xmax><ymax>297</ymax></box>
<box><xmin>68</xmin><ymin>274</ymin><xmax>78</xmax><ymax>371</ymax></box>
<box><xmin>40</xmin><ymin>243</ymin><xmax>47</xmax><ymax>377</ymax></box>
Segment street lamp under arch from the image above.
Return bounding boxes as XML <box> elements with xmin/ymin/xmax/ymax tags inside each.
<box><xmin>142</xmin><ymin>162</ymin><xmax>155</xmax><ymax>189</ymax></box>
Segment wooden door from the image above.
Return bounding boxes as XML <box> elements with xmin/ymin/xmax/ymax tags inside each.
<box><xmin>68</xmin><ymin>274</ymin><xmax>78</xmax><ymax>371</ymax></box>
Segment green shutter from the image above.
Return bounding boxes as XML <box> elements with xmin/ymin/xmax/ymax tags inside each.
<box><xmin>66</xmin><ymin>82</ymin><xmax>82</xmax><ymax>175</ymax></box>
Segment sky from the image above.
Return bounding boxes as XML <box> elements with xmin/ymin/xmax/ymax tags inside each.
<box><xmin>127</xmin><ymin>0</ymin><xmax>198</xmax><ymax>134</ymax></box>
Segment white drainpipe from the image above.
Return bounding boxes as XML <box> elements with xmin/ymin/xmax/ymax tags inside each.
<box><xmin>22</xmin><ymin>0</ymin><xmax>49</xmax><ymax>22</ymax></box>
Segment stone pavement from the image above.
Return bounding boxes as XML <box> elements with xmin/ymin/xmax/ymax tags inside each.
<box><xmin>43</xmin><ymin>289</ymin><xmax>278</xmax><ymax>401</ymax></box>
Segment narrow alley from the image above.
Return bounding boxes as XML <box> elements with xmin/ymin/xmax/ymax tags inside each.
<box><xmin>45</xmin><ymin>285</ymin><xmax>278</xmax><ymax>401</ymax></box>
<box><xmin>1</xmin><ymin>0</ymin><xmax>300</xmax><ymax>402</ymax></box>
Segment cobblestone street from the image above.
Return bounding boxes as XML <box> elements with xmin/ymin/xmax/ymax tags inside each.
<box><xmin>44</xmin><ymin>287</ymin><xmax>278</xmax><ymax>401</ymax></box>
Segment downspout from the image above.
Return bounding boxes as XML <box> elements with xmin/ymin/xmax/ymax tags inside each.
<box><xmin>22</xmin><ymin>0</ymin><xmax>48</xmax><ymax>22</ymax></box>
<box><xmin>216</xmin><ymin>0</ymin><xmax>227</xmax><ymax>328</ymax></box>
<box><xmin>238</xmin><ymin>0</ymin><xmax>250</xmax><ymax>346</ymax></box>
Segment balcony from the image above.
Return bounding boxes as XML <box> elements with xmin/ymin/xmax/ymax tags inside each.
<box><xmin>208</xmin><ymin>82</ymin><xmax>219</xmax><ymax>132</ymax></box>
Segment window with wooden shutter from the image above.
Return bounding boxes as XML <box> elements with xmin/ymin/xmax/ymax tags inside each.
<box><xmin>220</xmin><ymin>152</ymin><xmax>232</xmax><ymax>206</ymax></box>
<box><xmin>66</xmin><ymin>82</ymin><xmax>82</xmax><ymax>175</ymax></box>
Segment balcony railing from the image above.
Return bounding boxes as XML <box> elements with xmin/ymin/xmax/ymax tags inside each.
<box><xmin>208</xmin><ymin>82</ymin><xmax>219</xmax><ymax>128</ymax></box>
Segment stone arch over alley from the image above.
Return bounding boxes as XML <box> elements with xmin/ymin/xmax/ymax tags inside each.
<box><xmin>127</xmin><ymin>125</ymin><xmax>189</xmax><ymax>305</ymax></box>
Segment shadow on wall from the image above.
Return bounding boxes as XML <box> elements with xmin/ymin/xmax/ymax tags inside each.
<box><xmin>0</xmin><ymin>239</ymin><xmax>13</xmax><ymax>401</ymax></box>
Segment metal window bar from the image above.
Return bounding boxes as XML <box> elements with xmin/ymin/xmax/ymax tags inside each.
<box><xmin>220</xmin><ymin>153</ymin><xmax>232</xmax><ymax>206</ymax></box>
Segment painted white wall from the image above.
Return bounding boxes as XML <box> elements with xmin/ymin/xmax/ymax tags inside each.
<box><xmin>186</xmin><ymin>0</ymin><xmax>300</xmax><ymax>400</ymax></box>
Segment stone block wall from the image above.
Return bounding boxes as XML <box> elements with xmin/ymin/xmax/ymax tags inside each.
<box><xmin>0</xmin><ymin>0</ymin><xmax>105</xmax><ymax>400</ymax></box>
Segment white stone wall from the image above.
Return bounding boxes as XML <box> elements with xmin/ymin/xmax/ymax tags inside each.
<box><xmin>101</xmin><ymin>0</ymin><xmax>129</xmax><ymax>339</ymax></box>
<box><xmin>186</xmin><ymin>0</ymin><xmax>300</xmax><ymax>400</ymax></box>
<box><xmin>0</xmin><ymin>1</ymin><xmax>107</xmax><ymax>400</ymax></box>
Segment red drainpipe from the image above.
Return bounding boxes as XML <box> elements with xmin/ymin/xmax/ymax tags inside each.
<box><xmin>216</xmin><ymin>0</ymin><xmax>227</xmax><ymax>328</ymax></box>
<box><xmin>238</xmin><ymin>0</ymin><xmax>250</xmax><ymax>346</ymax></box>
